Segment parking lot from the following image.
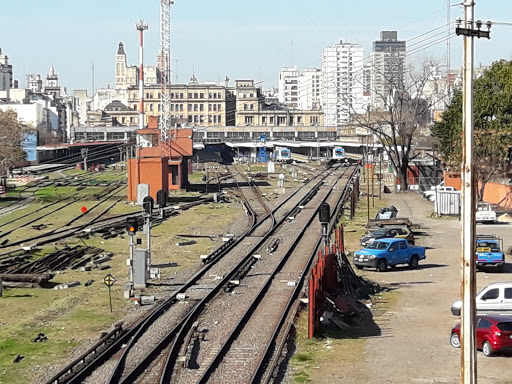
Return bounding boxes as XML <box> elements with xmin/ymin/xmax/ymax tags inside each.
<box><xmin>337</xmin><ymin>192</ymin><xmax>512</xmax><ymax>384</ymax></box>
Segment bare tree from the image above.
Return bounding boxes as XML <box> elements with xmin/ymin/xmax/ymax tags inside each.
<box><xmin>350</xmin><ymin>59</ymin><xmax>446</xmax><ymax>190</ymax></box>
<box><xmin>0</xmin><ymin>109</ymin><xmax>31</xmax><ymax>175</ymax></box>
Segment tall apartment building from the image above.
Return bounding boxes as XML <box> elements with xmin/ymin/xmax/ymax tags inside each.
<box><xmin>278</xmin><ymin>66</ymin><xmax>300</xmax><ymax>108</ymax></box>
<box><xmin>298</xmin><ymin>68</ymin><xmax>321</xmax><ymax>110</ymax></box>
<box><xmin>278</xmin><ymin>66</ymin><xmax>321</xmax><ymax>111</ymax></box>
<box><xmin>370</xmin><ymin>31</ymin><xmax>406</xmax><ymax>110</ymax></box>
<box><xmin>321</xmin><ymin>40</ymin><xmax>365</xmax><ymax>126</ymax></box>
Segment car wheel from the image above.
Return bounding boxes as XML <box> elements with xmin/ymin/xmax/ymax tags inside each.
<box><xmin>450</xmin><ymin>333</ymin><xmax>461</xmax><ymax>348</ymax></box>
<box><xmin>376</xmin><ymin>259</ymin><xmax>387</xmax><ymax>272</ymax></box>
<box><xmin>409</xmin><ymin>255</ymin><xmax>419</xmax><ymax>269</ymax></box>
<box><xmin>497</xmin><ymin>264</ymin><xmax>505</xmax><ymax>273</ymax></box>
<box><xmin>482</xmin><ymin>341</ymin><xmax>494</xmax><ymax>357</ymax></box>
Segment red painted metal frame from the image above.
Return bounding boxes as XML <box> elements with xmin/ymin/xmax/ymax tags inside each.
<box><xmin>308</xmin><ymin>226</ymin><xmax>345</xmax><ymax>338</ymax></box>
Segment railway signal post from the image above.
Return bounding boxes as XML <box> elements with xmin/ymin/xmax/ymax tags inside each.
<box><xmin>142</xmin><ymin>196</ymin><xmax>154</xmax><ymax>278</ymax></box>
<box><xmin>125</xmin><ymin>218</ymin><xmax>138</xmax><ymax>297</ymax></box>
<box><xmin>319</xmin><ymin>202</ymin><xmax>330</xmax><ymax>248</ymax></box>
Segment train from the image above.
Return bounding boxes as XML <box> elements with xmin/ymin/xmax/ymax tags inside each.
<box><xmin>273</xmin><ymin>147</ymin><xmax>291</xmax><ymax>162</ymax></box>
<box><xmin>332</xmin><ymin>146</ymin><xmax>345</xmax><ymax>161</ymax></box>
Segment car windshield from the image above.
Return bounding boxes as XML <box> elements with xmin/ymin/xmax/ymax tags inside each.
<box><xmin>497</xmin><ymin>322</ymin><xmax>512</xmax><ymax>332</ymax></box>
<box><xmin>366</xmin><ymin>241</ymin><xmax>389</xmax><ymax>250</ymax></box>
<box><xmin>372</xmin><ymin>229</ymin><xmax>388</xmax><ymax>236</ymax></box>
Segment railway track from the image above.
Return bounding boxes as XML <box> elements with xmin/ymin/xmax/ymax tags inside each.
<box><xmin>43</xmin><ymin>165</ymin><xmax>339</xmax><ymax>384</ymax></box>
<box><xmin>170</xmin><ymin>165</ymin><xmax>356</xmax><ymax>384</ymax></box>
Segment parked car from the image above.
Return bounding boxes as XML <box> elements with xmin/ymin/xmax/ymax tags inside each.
<box><xmin>360</xmin><ymin>226</ymin><xmax>415</xmax><ymax>247</ymax></box>
<box><xmin>451</xmin><ymin>282</ymin><xmax>512</xmax><ymax>316</ymax></box>
<box><xmin>476</xmin><ymin>234</ymin><xmax>505</xmax><ymax>272</ymax></box>
<box><xmin>476</xmin><ymin>202</ymin><xmax>497</xmax><ymax>224</ymax></box>
<box><xmin>422</xmin><ymin>186</ymin><xmax>457</xmax><ymax>202</ymax></box>
<box><xmin>353</xmin><ymin>238</ymin><xmax>426</xmax><ymax>272</ymax></box>
<box><xmin>374</xmin><ymin>206</ymin><xmax>398</xmax><ymax>220</ymax></box>
<box><xmin>449</xmin><ymin>315</ymin><xmax>512</xmax><ymax>356</ymax></box>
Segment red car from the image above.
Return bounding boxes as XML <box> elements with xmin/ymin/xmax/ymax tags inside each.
<box><xmin>450</xmin><ymin>315</ymin><xmax>512</xmax><ymax>357</ymax></box>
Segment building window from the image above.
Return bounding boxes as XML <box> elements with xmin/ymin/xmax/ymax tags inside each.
<box><xmin>194</xmin><ymin>104</ymin><xmax>199</xmax><ymax>112</ymax></box>
<box><xmin>200</xmin><ymin>93</ymin><xmax>204</xmax><ymax>98</ymax></box>
<box><xmin>250</xmin><ymin>104</ymin><xmax>254</xmax><ymax>110</ymax></box>
<box><xmin>270</xmin><ymin>116</ymin><xmax>274</xmax><ymax>124</ymax></box>
<box><xmin>262</xmin><ymin>116</ymin><xmax>266</xmax><ymax>124</ymax></box>
<box><xmin>200</xmin><ymin>104</ymin><xmax>204</xmax><ymax>112</ymax></box>
<box><xmin>188</xmin><ymin>104</ymin><xmax>192</xmax><ymax>111</ymax></box>
<box><xmin>244</xmin><ymin>104</ymin><xmax>248</xmax><ymax>110</ymax></box>
<box><xmin>278</xmin><ymin>116</ymin><xmax>286</xmax><ymax>125</ymax></box>
<box><xmin>194</xmin><ymin>93</ymin><xmax>198</xmax><ymax>98</ymax></box>
<box><xmin>245</xmin><ymin>116</ymin><xmax>254</xmax><ymax>125</ymax></box>
<box><xmin>107</xmin><ymin>132</ymin><xmax>125</xmax><ymax>140</ymax></box>
<box><xmin>188</xmin><ymin>93</ymin><xmax>192</xmax><ymax>98</ymax></box>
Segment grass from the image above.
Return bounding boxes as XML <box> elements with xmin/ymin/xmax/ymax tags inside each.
<box><xmin>0</xmin><ymin>190</ymin><xmax>243</xmax><ymax>384</ymax></box>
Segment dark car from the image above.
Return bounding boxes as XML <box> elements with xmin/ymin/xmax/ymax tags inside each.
<box><xmin>359</xmin><ymin>226</ymin><xmax>415</xmax><ymax>247</ymax></box>
<box><xmin>450</xmin><ymin>315</ymin><xmax>512</xmax><ymax>356</ymax></box>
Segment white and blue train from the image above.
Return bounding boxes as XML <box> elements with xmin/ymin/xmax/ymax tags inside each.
<box><xmin>273</xmin><ymin>147</ymin><xmax>291</xmax><ymax>162</ymax></box>
<box><xmin>332</xmin><ymin>147</ymin><xmax>345</xmax><ymax>161</ymax></box>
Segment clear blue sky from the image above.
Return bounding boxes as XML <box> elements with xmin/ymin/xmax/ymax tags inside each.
<box><xmin>1</xmin><ymin>0</ymin><xmax>511</xmax><ymax>95</ymax></box>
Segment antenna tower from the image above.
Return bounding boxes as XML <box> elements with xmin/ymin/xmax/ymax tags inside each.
<box><xmin>159</xmin><ymin>0</ymin><xmax>174</xmax><ymax>142</ymax></box>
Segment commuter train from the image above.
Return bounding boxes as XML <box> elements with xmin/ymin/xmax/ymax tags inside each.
<box><xmin>273</xmin><ymin>147</ymin><xmax>291</xmax><ymax>162</ymax></box>
<box><xmin>332</xmin><ymin>147</ymin><xmax>345</xmax><ymax>161</ymax></box>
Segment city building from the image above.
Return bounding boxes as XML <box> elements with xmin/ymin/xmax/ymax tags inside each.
<box><xmin>278</xmin><ymin>66</ymin><xmax>300</xmax><ymax>108</ymax></box>
<box><xmin>235</xmin><ymin>79</ymin><xmax>323</xmax><ymax>128</ymax></box>
<box><xmin>278</xmin><ymin>67</ymin><xmax>322</xmax><ymax>111</ymax></box>
<box><xmin>321</xmin><ymin>40</ymin><xmax>365</xmax><ymax>126</ymax></box>
<box><xmin>370</xmin><ymin>31</ymin><xmax>406</xmax><ymax>110</ymax></box>
<box><xmin>115</xmin><ymin>42</ymin><xmax>160</xmax><ymax>90</ymax></box>
<box><xmin>0</xmin><ymin>47</ymin><xmax>13</xmax><ymax>100</ymax></box>
<box><xmin>298</xmin><ymin>67</ymin><xmax>322</xmax><ymax>110</ymax></box>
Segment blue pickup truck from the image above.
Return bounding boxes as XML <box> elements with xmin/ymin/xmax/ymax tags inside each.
<box><xmin>353</xmin><ymin>238</ymin><xmax>426</xmax><ymax>272</ymax></box>
<box><xmin>476</xmin><ymin>234</ymin><xmax>505</xmax><ymax>272</ymax></box>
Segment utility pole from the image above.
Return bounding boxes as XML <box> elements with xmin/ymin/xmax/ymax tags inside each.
<box><xmin>455</xmin><ymin>4</ymin><xmax>491</xmax><ymax>384</ymax></box>
<box><xmin>136</xmin><ymin>19</ymin><xmax>149</xmax><ymax>130</ymax></box>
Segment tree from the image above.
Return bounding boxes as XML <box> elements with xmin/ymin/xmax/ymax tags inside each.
<box><xmin>350</xmin><ymin>60</ymin><xmax>444</xmax><ymax>190</ymax></box>
<box><xmin>0</xmin><ymin>109</ymin><xmax>30</xmax><ymax>175</ymax></box>
<box><xmin>431</xmin><ymin>59</ymin><xmax>512</xmax><ymax>201</ymax></box>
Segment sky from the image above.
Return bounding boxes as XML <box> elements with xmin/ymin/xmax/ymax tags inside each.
<box><xmin>1</xmin><ymin>0</ymin><xmax>512</xmax><ymax>95</ymax></box>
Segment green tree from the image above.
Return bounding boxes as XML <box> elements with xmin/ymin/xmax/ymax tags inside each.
<box><xmin>0</xmin><ymin>109</ymin><xmax>30</xmax><ymax>175</ymax></box>
<box><xmin>431</xmin><ymin>59</ymin><xmax>512</xmax><ymax>200</ymax></box>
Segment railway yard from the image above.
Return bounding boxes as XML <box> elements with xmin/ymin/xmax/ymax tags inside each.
<box><xmin>1</xmin><ymin>163</ymin><xmax>512</xmax><ymax>384</ymax></box>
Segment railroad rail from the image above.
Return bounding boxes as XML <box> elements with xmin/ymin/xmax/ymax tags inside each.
<box><xmin>44</xmin><ymin>165</ymin><xmax>336</xmax><ymax>384</ymax></box>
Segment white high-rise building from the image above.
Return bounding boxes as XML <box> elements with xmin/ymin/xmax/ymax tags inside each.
<box><xmin>298</xmin><ymin>68</ymin><xmax>321</xmax><ymax>111</ymax></box>
<box><xmin>321</xmin><ymin>40</ymin><xmax>365</xmax><ymax>126</ymax></box>
<box><xmin>278</xmin><ymin>66</ymin><xmax>300</xmax><ymax>108</ymax></box>
<box><xmin>278</xmin><ymin>66</ymin><xmax>322</xmax><ymax>111</ymax></box>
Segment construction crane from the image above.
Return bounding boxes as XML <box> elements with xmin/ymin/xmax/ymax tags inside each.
<box><xmin>159</xmin><ymin>0</ymin><xmax>174</xmax><ymax>143</ymax></box>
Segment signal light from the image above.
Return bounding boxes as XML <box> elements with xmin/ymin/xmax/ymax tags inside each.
<box><xmin>156</xmin><ymin>190</ymin><xmax>167</xmax><ymax>207</ymax></box>
<box><xmin>142</xmin><ymin>196</ymin><xmax>154</xmax><ymax>215</ymax></box>
<box><xmin>126</xmin><ymin>218</ymin><xmax>138</xmax><ymax>236</ymax></box>
<box><xmin>319</xmin><ymin>202</ymin><xmax>330</xmax><ymax>224</ymax></box>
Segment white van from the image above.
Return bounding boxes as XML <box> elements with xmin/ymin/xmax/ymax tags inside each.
<box><xmin>451</xmin><ymin>282</ymin><xmax>512</xmax><ymax>316</ymax></box>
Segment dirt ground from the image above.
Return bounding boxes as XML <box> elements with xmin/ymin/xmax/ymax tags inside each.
<box><xmin>308</xmin><ymin>191</ymin><xmax>512</xmax><ymax>384</ymax></box>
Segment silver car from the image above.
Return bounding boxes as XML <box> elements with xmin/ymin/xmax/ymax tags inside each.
<box><xmin>451</xmin><ymin>282</ymin><xmax>512</xmax><ymax>316</ymax></box>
